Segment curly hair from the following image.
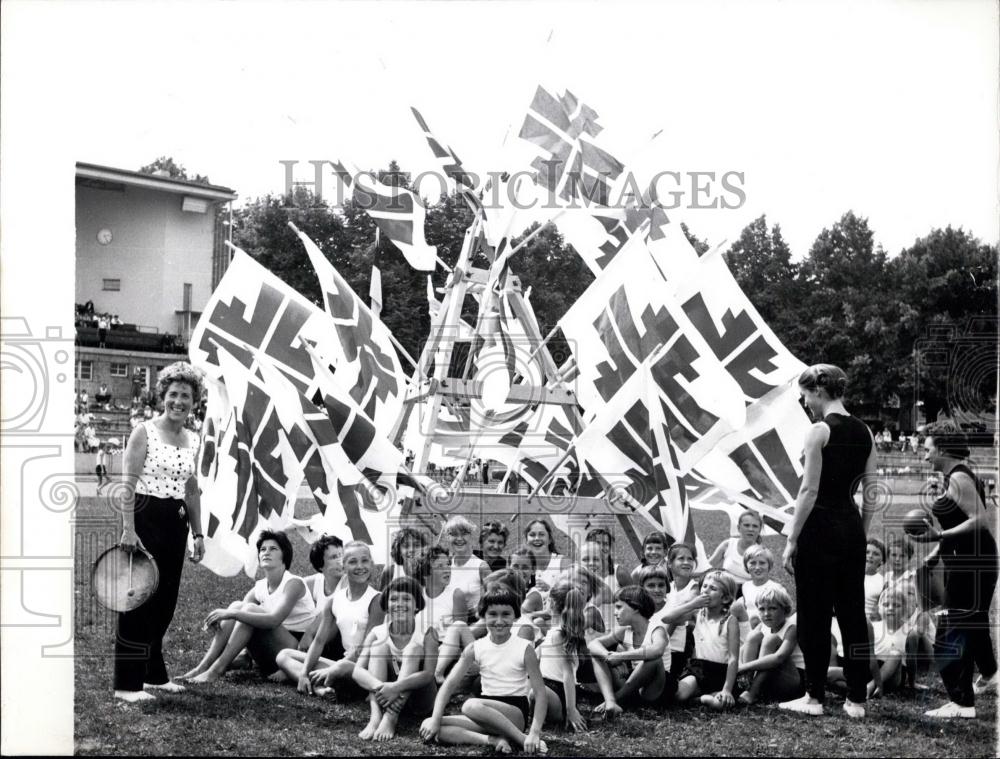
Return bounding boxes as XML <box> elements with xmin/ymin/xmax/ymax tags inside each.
<box><xmin>155</xmin><ymin>361</ymin><xmax>204</xmax><ymax>404</ymax></box>
<box><xmin>308</xmin><ymin>534</ymin><xmax>344</xmax><ymax>571</ymax></box>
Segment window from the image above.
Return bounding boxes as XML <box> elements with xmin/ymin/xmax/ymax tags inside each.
<box><xmin>110</xmin><ymin>362</ymin><xmax>128</xmax><ymax>377</ymax></box>
<box><xmin>75</xmin><ymin>359</ymin><xmax>93</xmax><ymax>381</ymax></box>
<box><xmin>102</xmin><ymin>278</ymin><xmax>121</xmax><ymax>291</ymax></box>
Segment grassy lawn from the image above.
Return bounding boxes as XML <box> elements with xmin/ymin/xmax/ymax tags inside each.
<box><xmin>73</xmin><ymin>484</ymin><xmax>998</xmax><ymax>757</ymax></box>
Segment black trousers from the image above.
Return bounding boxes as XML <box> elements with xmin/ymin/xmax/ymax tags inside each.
<box><xmin>113</xmin><ymin>495</ymin><xmax>189</xmax><ymax>691</ymax></box>
<box><xmin>795</xmin><ymin>507</ymin><xmax>869</xmax><ymax>703</ymax></box>
<box><xmin>935</xmin><ymin>535</ymin><xmax>998</xmax><ymax>707</ymax></box>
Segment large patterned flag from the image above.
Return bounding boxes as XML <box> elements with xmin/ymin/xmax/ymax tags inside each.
<box><xmin>558</xmin><ymin>232</ymin><xmax>746</xmax><ymax>471</ymax></box>
<box><xmin>190</xmin><ymin>249</ymin><xmax>404</xmax><ymax>435</ymax></box>
<box><xmin>410</xmin><ymin>106</ymin><xmax>482</xmax><ymax>216</ymax></box>
<box><xmin>334</xmin><ymin>162</ymin><xmax>437</xmax><ymax>271</ymax></box>
<box><xmin>518</xmin><ymin>85</ymin><xmax>625</xmax><ymax>206</ymax></box>
<box><xmin>289</xmin><ymin>223</ymin><xmax>405</xmax><ymax>426</ymax></box>
<box><xmin>649</xmin><ymin>225</ymin><xmax>806</xmax><ymax>406</ymax></box>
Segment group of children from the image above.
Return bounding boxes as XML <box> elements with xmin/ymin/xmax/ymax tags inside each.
<box><xmin>173</xmin><ymin>509</ymin><xmax>954</xmax><ymax>751</ymax></box>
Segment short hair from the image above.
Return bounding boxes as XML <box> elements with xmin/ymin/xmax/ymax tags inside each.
<box><xmin>416</xmin><ymin>545</ymin><xmax>450</xmax><ymax>582</ymax></box>
<box><xmin>484</xmin><ymin>569</ymin><xmax>526</xmax><ymax>606</ymax></box>
<box><xmin>523</xmin><ymin>519</ymin><xmax>558</xmax><ymax>554</ymax></box>
<box><xmin>615</xmin><ymin>585</ymin><xmax>655</xmax><ymax>619</ymax></box>
<box><xmin>479</xmin><ymin>520</ymin><xmax>509</xmax><ymax>546</ymax></box>
<box><xmin>878</xmin><ymin>588</ymin><xmax>908</xmax><ymax>613</ymax></box>
<box><xmin>636</xmin><ymin>564</ymin><xmax>671</xmax><ymax>586</ymax></box>
<box><xmin>580</xmin><ymin>540</ymin><xmax>613</xmax><ymax>574</ymax></box>
<box><xmin>742</xmin><ymin>544</ymin><xmax>775</xmax><ymax>571</ymax></box>
<box><xmin>308</xmin><ymin>534</ymin><xmax>344</xmax><ymax>571</ymax></box>
<box><xmin>379</xmin><ymin>576</ymin><xmax>426</xmax><ymax>612</ymax></box>
<box><xmin>585</xmin><ymin>527</ymin><xmax>615</xmax><ymax>548</ymax></box>
<box><xmin>667</xmin><ymin>542</ymin><xmax>698</xmax><ymax>562</ymax></box>
<box><xmin>155</xmin><ymin>361</ymin><xmax>204</xmax><ymax>404</ymax></box>
<box><xmin>509</xmin><ymin>545</ymin><xmax>538</xmax><ymax>572</ymax></box>
<box><xmin>440</xmin><ymin>515</ymin><xmax>477</xmax><ymax>540</ymax></box>
<box><xmin>754</xmin><ymin>586</ymin><xmax>793</xmax><ymax>614</ymax></box>
<box><xmin>866</xmin><ymin>538</ymin><xmax>887</xmax><ymax>563</ymax></box>
<box><xmin>798</xmin><ymin>363</ymin><xmax>848</xmax><ymax>399</ymax></box>
<box><xmin>642</xmin><ymin>530</ymin><xmax>670</xmax><ymax>550</ymax></box>
<box><xmin>923</xmin><ymin>420</ymin><xmax>971</xmax><ymax>460</ymax></box>
<box><xmin>886</xmin><ymin>532</ymin><xmax>914</xmax><ymax>559</ymax></box>
<box><xmin>343</xmin><ymin>540</ymin><xmax>373</xmax><ymax>557</ymax></box>
<box><xmin>701</xmin><ymin>570</ymin><xmax>738</xmax><ymax>608</ymax></box>
<box><xmin>256</xmin><ymin>529</ymin><xmax>293</xmax><ymax>569</ymax></box>
<box><xmin>390</xmin><ymin>527</ymin><xmax>427</xmax><ymax>566</ymax></box>
<box><xmin>478</xmin><ymin>587</ymin><xmax>521</xmax><ymax>618</ymax></box>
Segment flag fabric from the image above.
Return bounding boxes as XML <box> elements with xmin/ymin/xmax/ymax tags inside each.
<box><xmin>341</xmin><ymin>168</ymin><xmax>437</xmax><ymax>271</ymax></box>
<box><xmin>369</xmin><ymin>265</ymin><xmax>382</xmax><ymax>319</ymax></box>
<box><xmin>411</xmin><ymin>106</ymin><xmax>482</xmax><ymax>216</ymax></box>
<box><xmin>649</xmin><ymin>227</ymin><xmax>806</xmax><ymax>406</ymax></box>
<box><xmin>558</xmin><ymin>233</ymin><xmax>746</xmax><ymax>472</ymax></box>
<box><xmin>190</xmin><ymin>251</ymin><xmax>404</xmax><ymax>434</ymax></box>
<box><xmin>517</xmin><ymin>85</ymin><xmax>625</xmax><ymax>206</ymax></box>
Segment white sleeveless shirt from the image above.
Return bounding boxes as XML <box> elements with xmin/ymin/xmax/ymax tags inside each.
<box><xmin>451</xmin><ymin>555</ymin><xmax>486</xmax><ymax>614</ymax></box>
<box><xmin>768</xmin><ymin>613</ymin><xmax>805</xmax><ymax>669</ymax></box>
<box><xmin>721</xmin><ymin>539</ymin><xmax>752</xmax><ymax>583</ymax></box>
<box><xmin>693</xmin><ymin>608</ymin><xmax>732</xmax><ymax>664</ymax></box>
<box><xmin>136</xmin><ymin>420</ymin><xmax>198</xmax><ymax>498</ymax></box>
<box><xmin>330</xmin><ymin>584</ymin><xmax>379</xmax><ymax>651</ymax></box>
<box><xmin>538</xmin><ymin>626</ymin><xmax>579</xmax><ymax>681</ymax></box>
<box><xmin>251</xmin><ymin>571</ymin><xmax>316</xmax><ymax>633</ymax></box>
<box><xmin>305</xmin><ymin>573</ymin><xmax>339</xmax><ymax>611</ymax></box>
<box><xmin>474</xmin><ymin>635</ymin><xmax>532</xmax><ymax>696</ymax></box>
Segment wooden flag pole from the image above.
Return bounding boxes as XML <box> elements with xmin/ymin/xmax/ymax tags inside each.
<box><xmin>526</xmin><ymin>443</ymin><xmax>576</xmax><ymax>504</ymax></box>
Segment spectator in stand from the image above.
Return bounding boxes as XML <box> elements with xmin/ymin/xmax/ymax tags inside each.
<box><xmin>97</xmin><ymin>314</ymin><xmax>109</xmax><ymax>348</ymax></box>
<box><xmin>143</xmin><ymin>405</ymin><xmax>154</xmax><ymax>420</ymax></box>
<box><xmin>80</xmin><ymin>389</ymin><xmax>89</xmax><ymax>410</ymax></box>
<box><xmin>111</xmin><ymin>314</ymin><xmax>122</xmax><ymax>329</ymax></box>
<box><xmin>95</xmin><ymin>444</ymin><xmax>109</xmax><ymax>491</ymax></box>
<box><xmin>96</xmin><ymin>383</ymin><xmax>112</xmax><ymax>410</ymax></box>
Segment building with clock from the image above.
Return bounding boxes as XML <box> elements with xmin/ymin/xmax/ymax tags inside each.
<box><xmin>74</xmin><ymin>162</ymin><xmax>237</xmax><ymax>437</ymax></box>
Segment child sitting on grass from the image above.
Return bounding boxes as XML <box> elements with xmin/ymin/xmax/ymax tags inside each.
<box><xmin>707</xmin><ymin>509</ymin><xmax>763</xmax><ymax>584</ymax></box>
<box><xmin>352</xmin><ymin>577</ymin><xmax>439</xmax><ymax>742</ymax></box>
<box><xmin>731</xmin><ymin>545</ymin><xmax>786</xmax><ymax>640</ymax></box>
<box><xmin>630</xmin><ymin>531</ymin><xmax>671</xmax><ymax>583</ymax></box>
<box><xmin>674</xmin><ymin>571</ymin><xmax>740</xmax><ymax>711</ymax></box>
<box><xmin>864</xmin><ymin>538</ymin><xmax>886</xmax><ymax>619</ymax></box>
<box><xmin>737</xmin><ymin>586</ymin><xmax>805</xmax><ymax>704</ymax></box>
<box><xmin>536</xmin><ymin>579</ymin><xmax>589</xmax><ymax>732</ymax></box>
<box><xmin>588</xmin><ymin>586</ymin><xmax>671</xmax><ymax>718</ymax></box>
<box><xmin>866</xmin><ymin>589</ymin><xmax>908</xmax><ymax>698</ymax></box>
<box><xmin>420</xmin><ymin>587</ymin><xmax>548</xmax><ymax>754</ymax></box>
<box><xmin>476</xmin><ymin>521</ymin><xmax>509</xmax><ymax>573</ymax></box>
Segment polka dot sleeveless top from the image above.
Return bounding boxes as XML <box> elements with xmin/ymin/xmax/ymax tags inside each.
<box><xmin>136</xmin><ymin>420</ymin><xmax>198</xmax><ymax>499</ymax></box>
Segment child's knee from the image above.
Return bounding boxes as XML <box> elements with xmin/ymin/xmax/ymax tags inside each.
<box><xmin>761</xmin><ymin>634</ymin><xmax>782</xmax><ymax>655</ymax></box>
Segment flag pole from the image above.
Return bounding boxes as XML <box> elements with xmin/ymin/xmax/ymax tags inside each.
<box><xmin>511</xmin><ymin>323</ymin><xmax>561</xmax><ymax>383</ymax></box>
<box><xmin>526</xmin><ymin>443</ymin><xmax>576</xmax><ymax>504</ymax></box>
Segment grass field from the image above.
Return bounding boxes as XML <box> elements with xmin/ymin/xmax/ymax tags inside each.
<box><xmin>73</xmin><ymin>481</ymin><xmax>999</xmax><ymax>757</ymax></box>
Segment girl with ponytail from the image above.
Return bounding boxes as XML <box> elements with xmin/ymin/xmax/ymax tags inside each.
<box><xmin>536</xmin><ymin>579</ymin><xmax>588</xmax><ymax>731</ymax></box>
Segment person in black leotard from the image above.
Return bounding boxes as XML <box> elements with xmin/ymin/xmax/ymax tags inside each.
<box><xmin>909</xmin><ymin>420</ymin><xmax>998</xmax><ymax>718</ymax></box>
<box><xmin>779</xmin><ymin>364</ymin><xmax>878</xmax><ymax>719</ymax></box>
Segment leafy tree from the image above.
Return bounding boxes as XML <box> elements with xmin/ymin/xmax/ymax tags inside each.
<box><xmin>890</xmin><ymin>226</ymin><xmax>998</xmax><ymax>423</ymax></box>
<box><xmin>139</xmin><ymin>156</ymin><xmax>212</xmax><ymax>185</ymax></box>
<box><xmin>724</xmin><ymin>215</ymin><xmax>801</xmax><ymax>336</ymax></box>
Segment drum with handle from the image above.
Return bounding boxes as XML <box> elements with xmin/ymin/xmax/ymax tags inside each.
<box><xmin>91</xmin><ymin>544</ymin><xmax>160</xmax><ymax>612</ymax></box>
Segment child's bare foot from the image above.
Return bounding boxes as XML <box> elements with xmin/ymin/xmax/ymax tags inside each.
<box><xmin>738</xmin><ymin>692</ymin><xmax>757</xmax><ymax>705</ymax></box>
<box><xmin>700</xmin><ymin>694</ymin><xmax>720</xmax><ymax>709</ymax></box>
<box><xmin>490</xmin><ymin>737</ymin><xmax>512</xmax><ymax>754</ymax></box>
<box><xmin>359</xmin><ymin>719</ymin><xmax>379</xmax><ymax>741</ymax></box>
<box><xmin>267</xmin><ymin>671</ymin><xmax>289</xmax><ymax>684</ymax></box>
<box><xmin>177</xmin><ymin>666</ymin><xmax>206</xmax><ymax>681</ymax></box>
<box><xmin>189</xmin><ymin>670</ymin><xmax>221</xmax><ymax>684</ymax></box>
<box><xmin>143</xmin><ymin>681</ymin><xmax>185</xmax><ymax>694</ymax></box>
<box><xmin>313</xmin><ymin>685</ymin><xmax>333</xmax><ymax>697</ymax></box>
<box><xmin>374</xmin><ymin>713</ymin><xmax>398</xmax><ymax>742</ymax></box>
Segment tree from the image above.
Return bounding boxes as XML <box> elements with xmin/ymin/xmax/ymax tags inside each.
<box><xmin>890</xmin><ymin>226</ymin><xmax>998</xmax><ymax>423</ymax></box>
<box><xmin>793</xmin><ymin>211</ymin><xmax>902</xmax><ymax>413</ymax></box>
<box><xmin>139</xmin><ymin>156</ymin><xmax>212</xmax><ymax>185</ymax></box>
<box><xmin>724</xmin><ymin>215</ymin><xmax>801</xmax><ymax>335</ymax></box>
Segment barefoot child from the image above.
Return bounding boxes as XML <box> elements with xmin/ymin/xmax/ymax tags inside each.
<box><xmin>866</xmin><ymin>590</ymin><xmax>907</xmax><ymax>698</ymax></box>
<box><xmin>675</xmin><ymin>571</ymin><xmax>740</xmax><ymax>710</ymax></box>
<box><xmin>299</xmin><ymin>535</ymin><xmax>345</xmax><ymax>658</ymax></box>
<box><xmin>182</xmin><ymin>531</ymin><xmax>316</xmax><ymax>683</ymax></box>
<box><xmin>273</xmin><ymin>541</ymin><xmax>383</xmax><ymax>698</ymax></box>
<box><xmin>731</xmin><ymin>546</ymin><xmax>786</xmax><ymax>639</ymax></box>
<box><xmin>537</xmin><ymin>579</ymin><xmax>588</xmax><ymax>732</ymax></box>
<box><xmin>353</xmin><ymin>577</ymin><xmax>439</xmax><ymax>742</ymax></box>
<box><xmin>379</xmin><ymin>528</ymin><xmax>428</xmax><ymax>590</ymax></box>
<box><xmin>707</xmin><ymin>510</ymin><xmax>763</xmax><ymax>584</ymax></box>
<box><xmin>440</xmin><ymin>516</ymin><xmax>490</xmax><ymax>619</ymax></box>
<box><xmin>660</xmin><ymin>542</ymin><xmax>703</xmax><ymax>674</ymax></box>
<box><xmin>420</xmin><ymin>588</ymin><xmax>548</xmax><ymax>754</ymax></box>
<box><xmin>584</xmin><ymin>527</ymin><xmax>634</xmax><ymax>589</ymax></box>
<box><xmin>737</xmin><ymin>586</ymin><xmax>805</xmax><ymax>704</ymax></box>
<box><xmin>864</xmin><ymin>538</ymin><xmax>886</xmax><ymax>619</ymax></box>
<box><xmin>588</xmin><ymin>586</ymin><xmax>671</xmax><ymax>717</ymax></box>
<box><xmin>525</xmin><ymin>519</ymin><xmax>567</xmax><ymax>591</ymax></box>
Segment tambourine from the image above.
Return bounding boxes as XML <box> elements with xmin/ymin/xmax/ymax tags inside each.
<box><xmin>91</xmin><ymin>544</ymin><xmax>160</xmax><ymax>612</ymax></box>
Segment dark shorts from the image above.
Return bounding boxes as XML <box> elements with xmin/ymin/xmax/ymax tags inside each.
<box><xmin>657</xmin><ymin>669</ymin><xmax>679</xmax><ymax>705</ymax></box>
<box><xmin>681</xmin><ymin>658</ymin><xmax>728</xmax><ymax>694</ymax></box>
<box><xmin>670</xmin><ymin>650</ymin><xmax>690</xmax><ymax>677</ymax></box>
<box><xmin>321</xmin><ymin>636</ymin><xmax>346</xmax><ymax>663</ymax></box>
<box><xmin>576</xmin><ymin>657</ymin><xmax>596</xmax><ymax>684</ymax></box>
<box><xmin>95</xmin><ymin>465</ymin><xmax>106</xmax><ymax>475</ymax></box>
<box><xmin>248</xmin><ymin>628</ymin><xmax>303</xmax><ymax>676</ymax></box>
<box><xmin>543</xmin><ymin>677</ymin><xmax>567</xmax><ymax>715</ymax></box>
<box><xmin>481</xmin><ymin>694</ymin><xmax>531</xmax><ymax>726</ymax></box>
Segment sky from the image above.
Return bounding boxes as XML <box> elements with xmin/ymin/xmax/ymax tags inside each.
<box><xmin>3</xmin><ymin>0</ymin><xmax>997</xmax><ymax>260</ymax></box>
<box><xmin>0</xmin><ymin>1</ymin><xmax>997</xmax><ymax>752</ymax></box>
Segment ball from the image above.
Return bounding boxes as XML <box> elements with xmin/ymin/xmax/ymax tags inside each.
<box><xmin>903</xmin><ymin>509</ymin><xmax>930</xmax><ymax>536</ymax></box>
